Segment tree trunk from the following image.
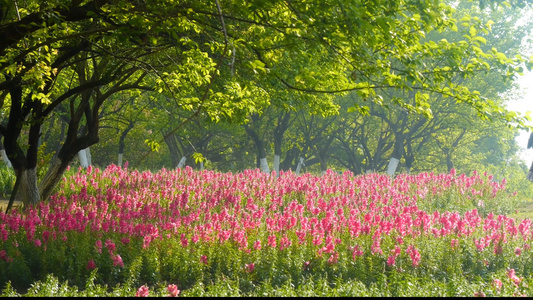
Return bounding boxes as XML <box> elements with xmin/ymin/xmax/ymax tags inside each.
<box><xmin>118</xmin><ymin>122</ymin><xmax>134</xmax><ymax>167</ymax></box>
<box><xmin>387</xmin><ymin>132</ymin><xmax>404</xmax><ymax>177</ymax></box>
<box><xmin>244</xmin><ymin>124</ymin><xmax>269</xmax><ymax>173</ymax></box>
<box><xmin>163</xmin><ymin>132</ymin><xmax>182</xmax><ymax>168</ymax></box>
<box><xmin>0</xmin><ymin>149</ymin><xmax>11</xmax><ymax>168</ymax></box>
<box><xmin>259</xmin><ymin>157</ymin><xmax>269</xmax><ymax>173</ymax></box>
<box><xmin>78</xmin><ymin>149</ymin><xmax>89</xmax><ymax>168</ymax></box>
<box><xmin>0</xmin><ymin>135</ymin><xmax>12</xmax><ymax>167</ymax></box>
<box><xmin>19</xmin><ymin>167</ymin><xmax>39</xmax><ymax>206</ymax></box>
<box><xmin>528</xmin><ymin>161</ymin><xmax>533</xmax><ymax>182</ymax></box>
<box><xmin>446</xmin><ymin>153</ymin><xmax>454</xmax><ymax>172</ymax></box>
<box><xmin>86</xmin><ymin>147</ymin><xmax>92</xmax><ymax>166</ymax></box>
<box><xmin>386</xmin><ymin>157</ymin><xmax>400</xmax><ymax>177</ymax></box>
<box><xmin>177</xmin><ymin>156</ymin><xmax>187</xmax><ymax>168</ymax></box>
<box><xmin>295</xmin><ymin>157</ymin><xmax>305</xmax><ymax>175</ymax></box>
<box><xmin>273</xmin><ymin>111</ymin><xmax>291</xmax><ymax>173</ymax></box>
<box><xmin>273</xmin><ymin>155</ymin><xmax>281</xmax><ymax>174</ymax></box>
<box><xmin>39</xmin><ymin>157</ymin><xmax>69</xmax><ymax>202</ymax></box>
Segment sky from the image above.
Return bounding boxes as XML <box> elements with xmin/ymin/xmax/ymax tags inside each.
<box><xmin>506</xmin><ymin>71</ymin><xmax>533</xmax><ymax>165</ymax></box>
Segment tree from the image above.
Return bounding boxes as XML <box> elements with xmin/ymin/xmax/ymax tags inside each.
<box><xmin>1</xmin><ymin>0</ymin><xmax>531</xmax><ymax>210</ymax></box>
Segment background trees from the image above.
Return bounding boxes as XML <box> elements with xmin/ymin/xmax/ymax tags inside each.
<box><xmin>0</xmin><ymin>0</ymin><xmax>532</xmax><ymax>208</ymax></box>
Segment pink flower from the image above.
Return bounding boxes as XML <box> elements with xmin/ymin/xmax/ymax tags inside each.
<box><xmin>0</xmin><ymin>250</ymin><xmax>8</xmax><ymax>262</ymax></box>
<box><xmin>253</xmin><ymin>240</ymin><xmax>261</xmax><ymax>250</ymax></box>
<box><xmin>451</xmin><ymin>239</ymin><xmax>459</xmax><ymax>249</ymax></box>
<box><xmin>105</xmin><ymin>239</ymin><xmax>116</xmax><ymax>253</ymax></box>
<box><xmin>279</xmin><ymin>236</ymin><xmax>292</xmax><ymax>251</ymax></box>
<box><xmin>87</xmin><ymin>259</ymin><xmax>96</xmax><ymax>270</ymax></box>
<box><xmin>352</xmin><ymin>245</ymin><xmax>363</xmax><ymax>260</ymax></box>
<box><xmin>327</xmin><ymin>252</ymin><xmax>338</xmax><ymax>265</ymax></box>
<box><xmin>268</xmin><ymin>235</ymin><xmax>277</xmax><ymax>248</ymax></box>
<box><xmin>493</xmin><ymin>279</ymin><xmax>502</xmax><ymax>291</ymax></box>
<box><xmin>387</xmin><ymin>255</ymin><xmax>396</xmax><ymax>266</ymax></box>
<box><xmin>167</xmin><ymin>284</ymin><xmax>180</xmax><ymax>297</ymax></box>
<box><xmin>143</xmin><ymin>235</ymin><xmax>152</xmax><ymax>249</ymax></box>
<box><xmin>245</xmin><ymin>263</ymin><xmax>255</xmax><ymax>273</ymax></box>
<box><xmin>34</xmin><ymin>239</ymin><xmax>42</xmax><ymax>247</ymax></box>
<box><xmin>515</xmin><ymin>247</ymin><xmax>522</xmax><ymax>256</ymax></box>
<box><xmin>95</xmin><ymin>240</ymin><xmax>102</xmax><ymax>254</ymax></box>
<box><xmin>135</xmin><ymin>285</ymin><xmax>149</xmax><ymax>297</ymax></box>
<box><xmin>507</xmin><ymin>269</ymin><xmax>522</xmax><ymax>286</ymax></box>
<box><xmin>112</xmin><ymin>254</ymin><xmax>124</xmax><ymax>267</ymax></box>
<box><xmin>406</xmin><ymin>245</ymin><xmax>421</xmax><ymax>267</ymax></box>
<box><xmin>200</xmin><ymin>255</ymin><xmax>208</xmax><ymax>265</ymax></box>
<box><xmin>473</xmin><ymin>291</ymin><xmax>486</xmax><ymax>297</ymax></box>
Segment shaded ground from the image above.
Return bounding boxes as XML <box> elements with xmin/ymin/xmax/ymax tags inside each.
<box><xmin>0</xmin><ymin>197</ymin><xmax>22</xmax><ymax>212</ymax></box>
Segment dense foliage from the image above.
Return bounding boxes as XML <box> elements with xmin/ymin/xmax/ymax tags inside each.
<box><xmin>1</xmin><ymin>166</ymin><xmax>533</xmax><ymax>296</ymax></box>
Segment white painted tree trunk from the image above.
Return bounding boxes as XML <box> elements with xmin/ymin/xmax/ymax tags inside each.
<box><xmin>78</xmin><ymin>149</ymin><xmax>89</xmax><ymax>168</ymax></box>
<box><xmin>86</xmin><ymin>147</ymin><xmax>92</xmax><ymax>166</ymax></box>
<box><xmin>528</xmin><ymin>161</ymin><xmax>533</xmax><ymax>182</ymax></box>
<box><xmin>0</xmin><ymin>149</ymin><xmax>12</xmax><ymax>168</ymax></box>
<box><xmin>295</xmin><ymin>157</ymin><xmax>305</xmax><ymax>175</ymax></box>
<box><xmin>199</xmin><ymin>161</ymin><xmax>204</xmax><ymax>170</ymax></box>
<box><xmin>259</xmin><ymin>157</ymin><xmax>269</xmax><ymax>173</ymax></box>
<box><xmin>273</xmin><ymin>154</ymin><xmax>280</xmax><ymax>174</ymax></box>
<box><xmin>177</xmin><ymin>156</ymin><xmax>187</xmax><ymax>168</ymax></box>
<box><xmin>321</xmin><ymin>170</ymin><xmax>326</xmax><ymax>176</ymax></box>
<box><xmin>386</xmin><ymin>157</ymin><xmax>400</xmax><ymax>177</ymax></box>
<box><xmin>118</xmin><ymin>153</ymin><xmax>123</xmax><ymax>167</ymax></box>
<box><xmin>366</xmin><ymin>169</ymin><xmax>373</xmax><ymax>174</ymax></box>
<box><xmin>406</xmin><ymin>167</ymin><xmax>411</xmax><ymax>174</ymax></box>
<box><xmin>20</xmin><ymin>168</ymin><xmax>39</xmax><ymax>206</ymax></box>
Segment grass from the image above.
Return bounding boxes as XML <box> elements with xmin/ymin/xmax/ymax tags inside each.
<box><xmin>508</xmin><ymin>198</ymin><xmax>533</xmax><ymax>221</ymax></box>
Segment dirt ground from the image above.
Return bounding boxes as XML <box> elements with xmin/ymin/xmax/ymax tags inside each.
<box><xmin>0</xmin><ymin>197</ymin><xmax>22</xmax><ymax>212</ymax></box>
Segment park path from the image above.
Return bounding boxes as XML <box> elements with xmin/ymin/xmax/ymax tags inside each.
<box><xmin>0</xmin><ymin>198</ymin><xmax>22</xmax><ymax>211</ymax></box>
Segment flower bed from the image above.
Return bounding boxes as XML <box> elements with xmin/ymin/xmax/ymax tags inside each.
<box><xmin>0</xmin><ymin>165</ymin><xmax>531</xmax><ymax>296</ymax></box>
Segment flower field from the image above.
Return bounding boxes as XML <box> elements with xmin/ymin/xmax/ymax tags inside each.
<box><xmin>1</xmin><ymin>165</ymin><xmax>532</xmax><ymax>296</ymax></box>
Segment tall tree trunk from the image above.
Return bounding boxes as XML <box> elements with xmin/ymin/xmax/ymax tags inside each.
<box><xmin>0</xmin><ymin>134</ymin><xmax>11</xmax><ymax>167</ymax></box>
<box><xmin>177</xmin><ymin>156</ymin><xmax>187</xmax><ymax>168</ymax></box>
<box><xmin>118</xmin><ymin>123</ymin><xmax>134</xmax><ymax>167</ymax></box>
<box><xmin>39</xmin><ymin>157</ymin><xmax>70</xmax><ymax>203</ymax></box>
<box><xmin>2</xmin><ymin>81</ymin><xmax>42</xmax><ymax>209</ymax></box>
<box><xmin>0</xmin><ymin>146</ymin><xmax>11</xmax><ymax>168</ymax></box>
<box><xmin>244</xmin><ymin>124</ymin><xmax>269</xmax><ymax>173</ymax></box>
<box><xmin>387</xmin><ymin>132</ymin><xmax>404</xmax><ymax>177</ymax></box>
<box><xmin>163</xmin><ymin>132</ymin><xmax>182</xmax><ymax>168</ymax></box>
<box><xmin>295</xmin><ymin>157</ymin><xmax>305</xmax><ymax>175</ymax></box>
<box><xmin>528</xmin><ymin>161</ymin><xmax>533</xmax><ymax>182</ymax></box>
<box><xmin>444</xmin><ymin>147</ymin><xmax>454</xmax><ymax>172</ymax></box>
<box><xmin>318</xmin><ymin>151</ymin><xmax>328</xmax><ymax>175</ymax></box>
<box><xmin>273</xmin><ymin>111</ymin><xmax>291</xmax><ymax>173</ymax></box>
<box><xmin>19</xmin><ymin>167</ymin><xmax>39</xmax><ymax>206</ymax></box>
<box><xmin>86</xmin><ymin>147</ymin><xmax>92</xmax><ymax>165</ymax></box>
<box><xmin>78</xmin><ymin>148</ymin><xmax>89</xmax><ymax>168</ymax></box>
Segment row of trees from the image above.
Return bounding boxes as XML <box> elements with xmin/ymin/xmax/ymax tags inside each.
<box><xmin>0</xmin><ymin>0</ymin><xmax>532</xmax><ymax>209</ymax></box>
<box><xmin>57</xmin><ymin>1</ymin><xmax>531</xmax><ymax>175</ymax></box>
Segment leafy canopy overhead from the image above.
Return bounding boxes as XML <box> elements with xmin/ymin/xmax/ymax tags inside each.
<box><xmin>0</xmin><ymin>0</ymin><xmax>531</xmax><ymax>131</ymax></box>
